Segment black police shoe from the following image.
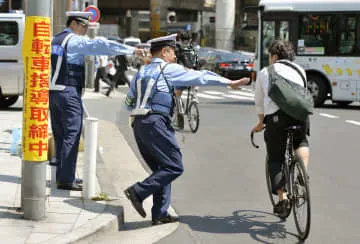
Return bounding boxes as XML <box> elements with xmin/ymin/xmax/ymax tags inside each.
<box><xmin>152</xmin><ymin>215</ymin><xmax>179</xmax><ymax>226</ymax></box>
<box><xmin>124</xmin><ymin>186</ymin><xmax>146</xmax><ymax>218</ymax></box>
<box><xmin>57</xmin><ymin>182</ymin><xmax>83</xmax><ymax>191</ymax></box>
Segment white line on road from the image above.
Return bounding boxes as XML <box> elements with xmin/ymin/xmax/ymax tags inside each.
<box><xmin>228</xmin><ymin>90</ymin><xmax>255</xmax><ymax>97</ymax></box>
<box><xmin>203</xmin><ymin>90</ymin><xmax>225</xmax><ymax>95</ymax></box>
<box><xmin>241</xmin><ymin>88</ymin><xmax>254</xmax><ymax>93</ymax></box>
<box><xmin>319</xmin><ymin>113</ymin><xmax>339</xmax><ymax>119</ymax></box>
<box><xmin>197</xmin><ymin>93</ymin><xmax>224</xmax><ymax>100</ymax></box>
<box><xmin>222</xmin><ymin>94</ymin><xmax>254</xmax><ymax>101</ymax></box>
<box><xmin>345</xmin><ymin>120</ymin><xmax>360</xmax><ymax>126</ymax></box>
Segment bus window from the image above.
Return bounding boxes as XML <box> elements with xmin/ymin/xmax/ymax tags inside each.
<box><xmin>298</xmin><ymin>14</ymin><xmax>336</xmax><ymax>55</ymax></box>
<box><xmin>338</xmin><ymin>16</ymin><xmax>357</xmax><ymax>55</ymax></box>
<box><xmin>262</xmin><ymin>21</ymin><xmax>275</xmax><ymax>67</ymax></box>
<box><xmin>280</xmin><ymin>21</ymin><xmax>289</xmax><ymax>41</ymax></box>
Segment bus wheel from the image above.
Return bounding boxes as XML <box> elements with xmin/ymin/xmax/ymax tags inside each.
<box><xmin>0</xmin><ymin>95</ymin><xmax>19</xmax><ymax>109</ymax></box>
<box><xmin>307</xmin><ymin>74</ymin><xmax>327</xmax><ymax>107</ymax></box>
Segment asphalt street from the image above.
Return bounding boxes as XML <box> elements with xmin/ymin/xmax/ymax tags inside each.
<box><xmin>83</xmin><ymin>85</ymin><xmax>360</xmax><ymax>243</ymax></box>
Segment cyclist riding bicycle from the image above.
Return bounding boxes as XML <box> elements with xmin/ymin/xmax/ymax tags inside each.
<box><xmin>174</xmin><ymin>31</ymin><xmax>200</xmax><ymax>129</ymax></box>
<box><xmin>252</xmin><ymin>40</ymin><xmax>310</xmax><ymax>216</ymax></box>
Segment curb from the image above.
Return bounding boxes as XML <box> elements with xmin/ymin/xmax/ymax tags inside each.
<box><xmin>43</xmin><ymin>127</ymin><xmax>124</xmax><ymax>244</ymax></box>
<box><xmin>51</xmin><ymin>201</ymin><xmax>123</xmax><ymax>244</ymax></box>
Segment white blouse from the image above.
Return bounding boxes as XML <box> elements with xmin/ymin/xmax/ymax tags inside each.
<box><xmin>254</xmin><ymin>60</ymin><xmax>307</xmax><ymax>115</ymax></box>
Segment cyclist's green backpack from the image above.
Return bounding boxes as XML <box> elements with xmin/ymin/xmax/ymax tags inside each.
<box><xmin>267</xmin><ymin>61</ymin><xmax>314</xmax><ymax>121</ymax></box>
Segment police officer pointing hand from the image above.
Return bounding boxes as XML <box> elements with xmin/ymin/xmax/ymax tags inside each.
<box><xmin>50</xmin><ymin>11</ymin><xmax>137</xmax><ymax>191</ymax></box>
<box><xmin>124</xmin><ymin>33</ymin><xmax>250</xmax><ymax>225</ymax></box>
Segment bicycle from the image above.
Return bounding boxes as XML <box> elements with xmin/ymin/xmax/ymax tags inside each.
<box><xmin>172</xmin><ymin>86</ymin><xmax>200</xmax><ymax>133</ymax></box>
<box><xmin>251</xmin><ymin>126</ymin><xmax>311</xmax><ymax>240</ymax></box>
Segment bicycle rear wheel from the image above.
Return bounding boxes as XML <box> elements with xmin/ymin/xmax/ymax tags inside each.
<box><xmin>265</xmin><ymin>155</ymin><xmax>276</xmax><ymax>207</ymax></box>
<box><xmin>292</xmin><ymin>155</ymin><xmax>311</xmax><ymax>240</ymax></box>
<box><xmin>188</xmin><ymin>102</ymin><xmax>199</xmax><ymax>133</ymax></box>
<box><xmin>171</xmin><ymin>100</ymin><xmax>185</xmax><ymax>130</ymax></box>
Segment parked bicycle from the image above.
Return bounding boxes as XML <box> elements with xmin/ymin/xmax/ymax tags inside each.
<box><xmin>251</xmin><ymin>126</ymin><xmax>311</xmax><ymax>240</ymax></box>
<box><xmin>172</xmin><ymin>86</ymin><xmax>200</xmax><ymax>133</ymax></box>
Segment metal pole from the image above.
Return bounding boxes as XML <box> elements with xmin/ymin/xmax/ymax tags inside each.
<box><xmin>22</xmin><ymin>0</ymin><xmax>51</xmax><ymax>220</ymax></box>
<box><xmin>85</xmin><ymin>0</ymin><xmax>98</xmax><ymax>89</ymax></box>
<box><xmin>83</xmin><ymin>117</ymin><xmax>98</xmax><ymax>199</ymax></box>
<box><xmin>53</xmin><ymin>0</ymin><xmax>72</xmax><ymax>36</ymax></box>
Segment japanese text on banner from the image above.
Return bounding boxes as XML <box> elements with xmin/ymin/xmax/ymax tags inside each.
<box><xmin>22</xmin><ymin>16</ymin><xmax>51</xmax><ymax>161</ymax></box>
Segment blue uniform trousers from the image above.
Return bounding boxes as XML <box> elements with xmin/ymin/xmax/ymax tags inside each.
<box><xmin>49</xmin><ymin>86</ymin><xmax>83</xmax><ymax>184</ymax></box>
<box><xmin>132</xmin><ymin>114</ymin><xmax>183</xmax><ymax>220</ymax></box>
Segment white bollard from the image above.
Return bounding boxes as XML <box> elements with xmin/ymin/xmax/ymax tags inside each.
<box><xmin>83</xmin><ymin>117</ymin><xmax>98</xmax><ymax>199</ymax></box>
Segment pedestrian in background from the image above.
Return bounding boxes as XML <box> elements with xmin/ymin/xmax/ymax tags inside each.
<box><xmin>112</xmin><ymin>54</ymin><xmax>130</xmax><ymax>87</ymax></box>
<box><xmin>50</xmin><ymin>11</ymin><xmax>140</xmax><ymax>191</ymax></box>
<box><xmin>124</xmin><ymin>33</ymin><xmax>251</xmax><ymax>225</ymax></box>
<box><xmin>94</xmin><ymin>54</ymin><xmax>113</xmax><ymax>96</ymax></box>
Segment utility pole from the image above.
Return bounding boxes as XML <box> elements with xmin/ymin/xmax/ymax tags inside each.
<box><xmin>53</xmin><ymin>0</ymin><xmax>72</xmax><ymax>35</ymax></box>
<box><xmin>215</xmin><ymin>0</ymin><xmax>235</xmax><ymax>51</ymax></box>
<box><xmin>85</xmin><ymin>0</ymin><xmax>98</xmax><ymax>89</ymax></box>
<box><xmin>22</xmin><ymin>0</ymin><xmax>52</xmax><ymax>220</ymax></box>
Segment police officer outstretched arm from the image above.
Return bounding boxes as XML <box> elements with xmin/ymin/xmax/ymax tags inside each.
<box><xmin>49</xmin><ymin>11</ymin><xmax>141</xmax><ymax>191</ymax></box>
<box><xmin>123</xmin><ymin>33</ymin><xmax>249</xmax><ymax>225</ymax></box>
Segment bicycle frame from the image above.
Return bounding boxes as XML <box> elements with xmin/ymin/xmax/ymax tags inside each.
<box><xmin>184</xmin><ymin>87</ymin><xmax>198</xmax><ymax>115</ymax></box>
<box><xmin>284</xmin><ymin>129</ymin><xmax>296</xmax><ymax>201</ymax></box>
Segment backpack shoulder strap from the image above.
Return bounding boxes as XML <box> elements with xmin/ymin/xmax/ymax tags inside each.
<box><xmin>276</xmin><ymin>60</ymin><xmax>307</xmax><ymax>88</ymax></box>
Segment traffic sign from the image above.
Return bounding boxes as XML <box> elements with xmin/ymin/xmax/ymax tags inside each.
<box><xmin>84</xmin><ymin>5</ymin><xmax>100</xmax><ymax>23</ymax></box>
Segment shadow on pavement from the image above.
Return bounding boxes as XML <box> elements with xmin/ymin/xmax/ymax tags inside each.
<box><xmin>0</xmin><ymin>208</ymin><xmax>23</xmax><ymax>219</ymax></box>
<box><xmin>179</xmin><ymin>210</ymin><xmax>303</xmax><ymax>244</ymax></box>
<box><xmin>121</xmin><ymin>220</ymin><xmax>153</xmax><ymax>230</ymax></box>
<box><xmin>0</xmin><ymin>107</ymin><xmax>22</xmax><ymax>112</ymax></box>
<box><xmin>319</xmin><ymin>103</ymin><xmax>360</xmax><ymax>111</ymax></box>
<box><xmin>0</xmin><ymin>174</ymin><xmax>20</xmax><ymax>184</ymax></box>
<box><xmin>64</xmin><ymin>198</ymin><xmax>123</xmax><ymax>215</ymax></box>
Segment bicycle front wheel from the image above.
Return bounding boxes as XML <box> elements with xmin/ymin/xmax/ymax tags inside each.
<box><xmin>292</xmin><ymin>155</ymin><xmax>311</xmax><ymax>240</ymax></box>
<box><xmin>188</xmin><ymin>102</ymin><xmax>199</xmax><ymax>133</ymax></box>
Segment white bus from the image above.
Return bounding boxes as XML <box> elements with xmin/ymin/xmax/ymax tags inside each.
<box><xmin>257</xmin><ymin>0</ymin><xmax>360</xmax><ymax>106</ymax></box>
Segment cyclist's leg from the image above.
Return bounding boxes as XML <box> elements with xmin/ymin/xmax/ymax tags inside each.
<box><xmin>294</xmin><ymin>123</ymin><xmax>310</xmax><ymax>170</ymax></box>
<box><xmin>296</xmin><ymin>147</ymin><xmax>309</xmax><ymax>170</ymax></box>
<box><xmin>264</xmin><ymin>113</ymin><xmax>288</xmax><ymax>200</ymax></box>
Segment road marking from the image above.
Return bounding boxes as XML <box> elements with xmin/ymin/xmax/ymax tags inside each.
<box><xmin>242</xmin><ymin>88</ymin><xmax>253</xmax><ymax>92</ymax></box>
<box><xmin>345</xmin><ymin>120</ymin><xmax>360</xmax><ymax>126</ymax></box>
<box><xmin>203</xmin><ymin>90</ymin><xmax>225</xmax><ymax>95</ymax></box>
<box><xmin>228</xmin><ymin>90</ymin><xmax>255</xmax><ymax>97</ymax></box>
<box><xmin>197</xmin><ymin>93</ymin><xmax>224</xmax><ymax>100</ymax></box>
<box><xmin>222</xmin><ymin>94</ymin><xmax>254</xmax><ymax>101</ymax></box>
<box><xmin>319</xmin><ymin>113</ymin><xmax>339</xmax><ymax>119</ymax></box>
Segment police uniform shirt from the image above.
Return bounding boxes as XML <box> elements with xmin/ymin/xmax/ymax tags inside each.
<box><xmin>65</xmin><ymin>28</ymin><xmax>135</xmax><ymax>66</ymax></box>
<box><xmin>125</xmin><ymin>57</ymin><xmax>231</xmax><ymax>111</ymax></box>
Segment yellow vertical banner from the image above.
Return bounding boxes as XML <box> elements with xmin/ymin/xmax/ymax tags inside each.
<box><xmin>150</xmin><ymin>0</ymin><xmax>161</xmax><ymax>38</ymax></box>
<box><xmin>22</xmin><ymin>16</ymin><xmax>51</xmax><ymax>161</ymax></box>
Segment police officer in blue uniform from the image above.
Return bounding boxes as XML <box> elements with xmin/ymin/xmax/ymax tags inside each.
<box><xmin>124</xmin><ymin>33</ymin><xmax>251</xmax><ymax>225</ymax></box>
<box><xmin>50</xmin><ymin>11</ymin><xmax>138</xmax><ymax>191</ymax></box>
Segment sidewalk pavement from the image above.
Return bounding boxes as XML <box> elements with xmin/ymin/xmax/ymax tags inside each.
<box><xmin>0</xmin><ymin>89</ymin><xmax>178</xmax><ymax>244</ymax></box>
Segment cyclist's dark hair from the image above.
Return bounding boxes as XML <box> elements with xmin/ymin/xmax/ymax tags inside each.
<box><xmin>179</xmin><ymin>31</ymin><xmax>191</xmax><ymax>41</ymax></box>
<box><xmin>268</xmin><ymin>40</ymin><xmax>295</xmax><ymax>61</ymax></box>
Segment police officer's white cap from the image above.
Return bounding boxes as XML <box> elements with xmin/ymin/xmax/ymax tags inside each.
<box><xmin>66</xmin><ymin>11</ymin><xmax>92</xmax><ymax>25</ymax></box>
<box><xmin>149</xmin><ymin>33</ymin><xmax>177</xmax><ymax>50</ymax></box>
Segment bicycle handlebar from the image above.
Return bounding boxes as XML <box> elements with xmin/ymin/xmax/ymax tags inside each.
<box><xmin>250</xmin><ymin>131</ymin><xmax>259</xmax><ymax>149</ymax></box>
